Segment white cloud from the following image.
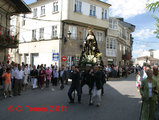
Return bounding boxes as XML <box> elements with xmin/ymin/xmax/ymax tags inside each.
<box><xmin>140</xmin><ymin>45</ymin><xmax>146</xmax><ymax>48</ymax></box>
<box><xmin>133</xmin><ymin>29</ymin><xmax>155</xmax><ymax>40</ymax></box>
<box><xmin>102</xmin><ymin>0</ymin><xmax>158</xmax><ymax>19</ymax></box>
<box><xmin>132</xmin><ymin>49</ymin><xmax>144</xmax><ymax>58</ymax></box>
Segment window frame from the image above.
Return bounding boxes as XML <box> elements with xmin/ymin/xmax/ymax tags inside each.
<box><xmin>90</xmin><ymin>5</ymin><xmax>96</xmax><ymax>17</ymax></box>
<box><xmin>33</xmin><ymin>8</ymin><xmax>37</xmax><ymax>18</ymax></box>
<box><xmin>109</xmin><ymin>18</ymin><xmax>118</xmax><ymax>30</ymax></box>
<box><xmin>102</xmin><ymin>9</ymin><xmax>107</xmax><ymax>20</ymax></box>
<box><xmin>69</xmin><ymin>26</ymin><xmax>77</xmax><ymax>40</ymax></box>
<box><xmin>32</xmin><ymin>29</ymin><xmax>36</xmax><ymax>40</ymax></box>
<box><xmin>74</xmin><ymin>0</ymin><xmax>82</xmax><ymax>13</ymax></box>
<box><xmin>22</xmin><ymin>14</ymin><xmax>26</xmax><ymax>26</ymax></box>
<box><xmin>41</xmin><ymin>5</ymin><xmax>45</xmax><ymax>16</ymax></box>
<box><xmin>52</xmin><ymin>25</ymin><xmax>57</xmax><ymax>38</ymax></box>
<box><xmin>106</xmin><ymin>37</ymin><xmax>117</xmax><ymax>57</ymax></box>
<box><xmin>96</xmin><ymin>31</ymin><xmax>103</xmax><ymax>42</ymax></box>
<box><xmin>39</xmin><ymin>28</ymin><xmax>44</xmax><ymax>39</ymax></box>
<box><xmin>83</xmin><ymin>29</ymin><xmax>88</xmax><ymax>40</ymax></box>
<box><xmin>53</xmin><ymin>1</ymin><xmax>58</xmax><ymax>13</ymax></box>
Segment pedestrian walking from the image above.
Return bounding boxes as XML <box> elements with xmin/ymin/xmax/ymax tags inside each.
<box><xmin>68</xmin><ymin>66</ymin><xmax>81</xmax><ymax>104</ymax></box>
<box><xmin>89</xmin><ymin>65</ymin><xmax>103</xmax><ymax>107</ymax></box>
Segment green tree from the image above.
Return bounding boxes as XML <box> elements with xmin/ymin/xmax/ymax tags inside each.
<box><xmin>146</xmin><ymin>1</ymin><xmax>159</xmax><ymax>38</ymax></box>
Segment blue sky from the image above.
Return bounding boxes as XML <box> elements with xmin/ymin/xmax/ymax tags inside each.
<box><xmin>24</xmin><ymin>0</ymin><xmax>159</xmax><ymax>58</ymax></box>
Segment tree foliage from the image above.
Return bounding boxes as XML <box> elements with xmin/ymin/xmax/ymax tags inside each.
<box><xmin>146</xmin><ymin>1</ymin><xmax>159</xmax><ymax>38</ymax></box>
<box><xmin>146</xmin><ymin>1</ymin><xmax>159</xmax><ymax>13</ymax></box>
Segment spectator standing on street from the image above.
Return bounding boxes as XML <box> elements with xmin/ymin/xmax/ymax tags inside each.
<box><xmin>125</xmin><ymin>66</ymin><xmax>128</xmax><ymax>78</ymax></box>
<box><xmin>13</xmin><ymin>66</ymin><xmax>24</xmax><ymax>96</ymax></box>
<box><xmin>2</xmin><ymin>68</ymin><xmax>12</xmax><ymax>98</ymax></box>
<box><xmin>37</xmin><ymin>65</ymin><xmax>40</xmax><ymax>87</ymax></box>
<box><xmin>105</xmin><ymin>65</ymin><xmax>110</xmax><ymax>81</ymax></box>
<box><xmin>54</xmin><ymin>62</ymin><xmax>58</xmax><ymax>70</ymax></box>
<box><xmin>51</xmin><ymin>66</ymin><xmax>55</xmax><ymax>86</ymax></box>
<box><xmin>30</xmin><ymin>66</ymin><xmax>38</xmax><ymax>89</ymax></box>
<box><xmin>11</xmin><ymin>66</ymin><xmax>15</xmax><ymax>88</ymax></box>
<box><xmin>0</xmin><ymin>66</ymin><xmax>6</xmax><ymax>85</ymax></box>
<box><xmin>53</xmin><ymin>68</ymin><xmax>58</xmax><ymax>86</ymax></box>
<box><xmin>140</xmin><ymin>69</ymin><xmax>158</xmax><ymax>120</ymax></box>
<box><xmin>23</xmin><ymin>64</ymin><xmax>29</xmax><ymax>90</ymax></box>
<box><xmin>59</xmin><ymin>65</ymin><xmax>67</xmax><ymax>90</ymax></box>
<box><xmin>39</xmin><ymin>66</ymin><xmax>46</xmax><ymax>89</ymax></box>
<box><xmin>119</xmin><ymin>66</ymin><xmax>123</xmax><ymax>78</ymax></box>
<box><xmin>45</xmin><ymin>67</ymin><xmax>51</xmax><ymax>88</ymax></box>
<box><xmin>136</xmin><ymin>71</ymin><xmax>141</xmax><ymax>92</ymax></box>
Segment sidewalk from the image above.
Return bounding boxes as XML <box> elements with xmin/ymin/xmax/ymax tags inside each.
<box><xmin>108</xmin><ymin>73</ymin><xmax>135</xmax><ymax>81</ymax></box>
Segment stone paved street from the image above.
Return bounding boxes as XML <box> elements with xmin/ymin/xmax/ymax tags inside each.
<box><xmin>0</xmin><ymin>73</ymin><xmax>141</xmax><ymax>120</ymax></box>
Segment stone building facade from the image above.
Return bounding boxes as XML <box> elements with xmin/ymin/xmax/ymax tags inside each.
<box><xmin>9</xmin><ymin>0</ymin><xmax>135</xmax><ymax>68</ymax></box>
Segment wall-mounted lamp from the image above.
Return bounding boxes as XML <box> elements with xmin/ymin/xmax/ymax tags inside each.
<box><xmin>64</xmin><ymin>31</ymin><xmax>72</xmax><ymax>44</ymax></box>
<box><xmin>67</xmin><ymin>31</ymin><xmax>72</xmax><ymax>39</ymax></box>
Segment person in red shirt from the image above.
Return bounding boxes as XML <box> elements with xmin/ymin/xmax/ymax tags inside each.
<box><xmin>2</xmin><ymin>68</ymin><xmax>12</xmax><ymax>98</ymax></box>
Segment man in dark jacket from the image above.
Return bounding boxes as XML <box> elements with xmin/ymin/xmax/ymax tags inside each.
<box><xmin>68</xmin><ymin>66</ymin><xmax>81</xmax><ymax>104</ymax></box>
<box><xmin>59</xmin><ymin>65</ymin><xmax>67</xmax><ymax>89</ymax></box>
<box><xmin>89</xmin><ymin>65</ymin><xmax>103</xmax><ymax>107</ymax></box>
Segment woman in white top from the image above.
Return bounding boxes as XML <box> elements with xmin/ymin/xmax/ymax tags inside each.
<box><xmin>136</xmin><ymin>71</ymin><xmax>141</xmax><ymax>91</ymax></box>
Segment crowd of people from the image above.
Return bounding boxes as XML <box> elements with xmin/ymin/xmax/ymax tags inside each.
<box><xmin>135</xmin><ymin>64</ymin><xmax>159</xmax><ymax>120</ymax></box>
<box><xmin>0</xmin><ymin>61</ymin><xmax>70</xmax><ymax>97</ymax></box>
<box><xmin>0</xmin><ymin>61</ymin><xmax>134</xmax><ymax>107</ymax></box>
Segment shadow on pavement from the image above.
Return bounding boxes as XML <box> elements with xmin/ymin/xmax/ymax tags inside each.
<box><xmin>0</xmin><ymin>77</ymin><xmax>141</xmax><ymax>120</ymax></box>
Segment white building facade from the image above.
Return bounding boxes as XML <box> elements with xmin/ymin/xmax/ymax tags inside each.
<box><xmin>10</xmin><ymin>0</ymin><xmax>111</xmax><ymax>67</ymax></box>
<box><xmin>135</xmin><ymin>49</ymin><xmax>159</xmax><ymax>66</ymax></box>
